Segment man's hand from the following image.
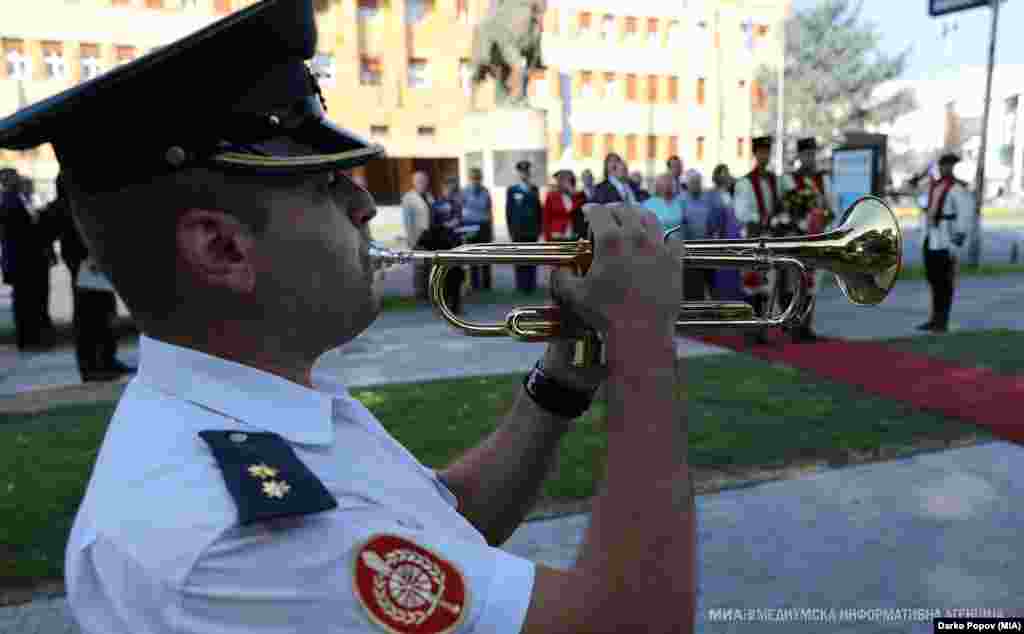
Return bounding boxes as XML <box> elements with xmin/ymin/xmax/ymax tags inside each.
<box><xmin>550</xmin><ymin>203</ymin><xmax>684</xmax><ymax>339</ymax></box>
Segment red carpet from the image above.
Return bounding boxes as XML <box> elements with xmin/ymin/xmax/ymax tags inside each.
<box><xmin>697</xmin><ymin>331</ymin><xmax>1024</xmax><ymax>445</ymax></box>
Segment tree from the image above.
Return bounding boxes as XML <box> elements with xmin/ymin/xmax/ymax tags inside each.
<box><xmin>754</xmin><ymin>0</ymin><xmax>916</xmax><ymax>159</ymax></box>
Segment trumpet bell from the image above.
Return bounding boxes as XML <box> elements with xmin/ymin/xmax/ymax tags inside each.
<box><xmin>821</xmin><ymin>196</ymin><xmax>902</xmax><ymax>305</ymax></box>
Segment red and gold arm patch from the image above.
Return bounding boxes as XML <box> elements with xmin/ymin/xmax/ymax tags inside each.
<box><xmin>353</xmin><ymin>534</ymin><xmax>470</xmax><ymax>634</ymax></box>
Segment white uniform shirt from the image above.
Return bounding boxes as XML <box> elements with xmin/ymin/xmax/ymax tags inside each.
<box><xmin>65</xmin><ymin>335</ymin><xmax>535</xmax><ymax>634</ymax></box>
<box><xmin>921</xmin><ymin>179</ymin><xmax>973</xmax><ymax>252</ymax></box>
<box><xmin>733</xmin><ymin>170</ymin><xmax>790</xmax><ymax>227</ymax></box>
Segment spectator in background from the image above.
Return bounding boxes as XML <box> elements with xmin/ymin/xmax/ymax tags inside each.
<box><xmin>677</xmin><ymin>169</ymin><xmax>718</xmax><ymax>301</ymax></box>
<box><xmin>460</xmin><ymin>167</ymin><xmax>494</xmax><ymax>291</ymax></box>
<box><xmin>506</xmin><ymin>160</ymin><xmax>542</xmax><ymax>293</ymax></box>
<box><xmin>40</xmin><ymin>173</ymin><xmax>135</xmax><ymax>381</ymax></box>
<box><xmin>543</xmin><ymin>170</ymin><xmax>581</xmax><ymax>242</ymax></box>
<box><xmin>629</xmin><ymin>171</ymin><xmax>651</xmax><ymax>203</ymax></box>
<box><xmin>591</xmin><ymin>153</ymin><xmax>635</xmax><ymax>205</ymax></box>
<box><xmin>418</xmin><ymin>176</ymin><xmax>466</xmax><ymax>314</ymax></box>
<box><xmin>642</xmin><ymin>173</ymin><xmax>684</xmax><ymax>229</ymax></box>
<box><xmin>667</xmin><ymin>155</ymin><xmax>687</xmax><ymax>198</ymax></box>
<box><xmin>580</xmin><ymin>169</ymin><xmax>596</xmax><ymax>201</ymax></box>
<box><xmin>707</xmin><ymin>164</ymin><xmax>744</xmax><ymax>301</ymax></box>
<box><xmin>401</xmin><ymin>170</ymin><xmax>434</xmax><ymax>299</ymax></box>
<box><xmin>0</xmin><ymin>169</ymin><xmax>56</xmax><ymax>351</ymax></box>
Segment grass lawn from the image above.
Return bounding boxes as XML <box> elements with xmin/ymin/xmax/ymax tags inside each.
<box><xmin>883</xmin><ymin>328</ymin><xmax>1024</xmax><ymax>375</ymax></box>
<box><xmin>2</xmin><ymin>331</ymin><xmax>1004</xmax><ymax>585</ymax></box>
<box><xmin>896</xmin><ymin>262</ymin><xmax>1024</xmax><ymax>281</ymax></box>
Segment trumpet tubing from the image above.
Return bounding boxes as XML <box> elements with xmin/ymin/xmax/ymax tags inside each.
<box><xmin>368</xmin><ymin>196</ymin><xmax>902</xmax><ymax>344</ymax></box>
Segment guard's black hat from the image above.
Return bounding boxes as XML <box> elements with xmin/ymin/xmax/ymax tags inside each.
<box><xmin>752</xmin><ymin>136</ymin><xmax>773</xmax><ymax>150</ymax></box>
<box><xmin>516</xmin><ymin>160</ymin><xmax>532</xmax><ymax>172</ymax></box>
<box><xmin>0</xmin><ymin>0</ymin><xmax>385</xmax><ymax>195</ymax></box>
<box><xmin>938</xmin><ymin>153</ymin><xmax>961</xmax><ymax>165</ymax></box>
<box><xmin>796</xmin><ymin>137</ymin><xmax>818</xmax><ymax>153</ymax></box>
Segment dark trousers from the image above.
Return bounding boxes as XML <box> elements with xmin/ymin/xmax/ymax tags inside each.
<box><xmin>924</xmin><ymin>242</ymin><xmax>955</xmax><ymax>328</ymax></box>
<box><xmin>683</xmin><ymin>269</ymin><xmax>708</xmax><ymax>301</ymax></box>
<box><xmin>512</xmin><ymin>233</ymin><xmax>538</xmax><ymax>293</ymax></box>
<box><xmin>11</xmin><ymin>263</ymin><xmax>56</xmax><ymax>349</ymax></box>
<box><xmin>466</xmin><ymin>221</ymin><xmax>493</xmax><ymax>290</ymax></box>
<box><xmin>67</xmin><ymin>263</ymin><xmax>118</xmax><ymax>373</ymax></box>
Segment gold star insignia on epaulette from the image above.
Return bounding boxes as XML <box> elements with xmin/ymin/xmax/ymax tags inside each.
<box><xmin>262</xmin><ymin>480</ymin><xmax>291</xmax><ymax>499</ymax></box>
<box><xmin>248</xmin><ymin>463</ymin><xmax>279</xmax><ymax>479</ymax></box>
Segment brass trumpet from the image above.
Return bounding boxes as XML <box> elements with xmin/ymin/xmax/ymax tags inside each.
<box><xmin>368</xmin><ymin>196</ymin><xmax>902</xmax><ymax>365</ymax></box>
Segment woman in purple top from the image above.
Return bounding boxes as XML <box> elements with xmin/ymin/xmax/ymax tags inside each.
<box><xmin>707</xmin><ymin>164</ymin><xmax>745</xmax><ymax>301</ymax></box>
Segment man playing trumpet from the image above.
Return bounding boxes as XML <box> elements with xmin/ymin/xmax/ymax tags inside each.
<box><xmin>0</xmin><ymin>1</ymin><xmax>698</xmax><ymax>632</ymax></box>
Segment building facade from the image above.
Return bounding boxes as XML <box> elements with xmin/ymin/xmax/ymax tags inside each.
<box><xmin>1</xmin><ymin>0</ymin><xmax>787</xmax><ymax>205</ymax></box>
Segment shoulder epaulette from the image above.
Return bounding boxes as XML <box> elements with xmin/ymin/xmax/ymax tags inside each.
<box><xmin>199</xmin><ymin>430</ymin><xmax>338</xmax><ymax>525</ymax></box>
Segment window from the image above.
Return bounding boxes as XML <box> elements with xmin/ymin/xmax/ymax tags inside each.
<box><xmin>80</xmin><ymin>43</ymin><xmax>102</xmax><ymax>81</ymax></box>
<box><xmin>600</xmin><ymin>15</ymin><xmax>614</xmax><ymax>40</ymax></box>
<box><xmin>647</xmin><ymin>74</ymin><xmax>658</xmax><ymax>103</ymax></box>
<box><xmin>406</xmin><ymin>0</ymin><xmax>429</xmax><ymax>23</ymax></box>
<box><xmin>696</xmin><ymin>136</ymin><xmax>705</xmax><ymax>161</ymax></box>
<box><xmin>408</xmin><ymin>58</ymin><xmax>429</xmax><ymax>88</ymax></box>
<box><xmin>456</xmin><ymin>0</ymin><xmax>468</xmax><ymax>23</ymax></box>
<box><xmin>646</xmin><ymin>18</ymin><xmax>658</xmax><ymax>43</ymax></box>
<box><xmin>666</xmin><ymin>20</ymin><xmax>679</xmax><ymax>45</ymax></box>
<box><xmin>115</xmin><ymin>45</ymin><xmax>137</xmax><ymax>66</ymax></box>
<box><xmin>358</xmin><ymin>0</ymin><xmax>379</xmax><ymax>18</ymax></box>
<box><xmin>626</xmin><ymin>134</ymin><xmax>637</xmax><ymax>161</ymax></box>
<box><xmin>738</xmin><ymin>79</ymin><xmax>746</xmax><ymax>90</ymax></box>
<box><xmin>604</xmin><ymin>72</ymin><xmax>618</xmax><ymax>98</ymax></box>
<box><xmin>626</xmin><ymin>74</ymin><xmax>637</xmax><ymax>102</ymax></box>
<box><xmin>214</xmin><ymin>0</ymin><xmax>231</xmax><ymax>13</ymax></box>
<box><xmin>579</xmin><ymin>71</ymin><xmax>593</xmax><ymax>98</ymax></box>
<box><xmin>4</xmin><ymin>40</ymin><xmax>29</xmax><ymax>81</ymax></box>
<box><xmin>697</xmin><ymin>77</ymin><xmax>705</xmax><ymax>106</ymax></box>
<box><xmin>529</xmin><ymin>69</ymin><xmax>547</xmax><ymax>98</ymax></box>
<box><xmin>580</xmin><ymin>133</ymin><xmax>594</xmax><ymax>158</ymax></box>
<box><xmin>667</xmin><ymin>76</ymin><xmax>678</xmax><ymax>103</ymax></box>
<box><xmin>737</xmin><ymin>137</ymin><xmax>745</xmax><ymax>159</ymax></box>
<box><xmin>111</xmin><ymin>0</ymin><xmax>132</xmax><ymax>6</ymax></box>
<box><xmin>647</xmin><ymin>135</ymin><xmax>657</xmax><ymax>159</ymax></box>
<box><xmin>459</xmin><ymin>58</ymin><xmax>472</xmax><ymax>95</ymax></box>
<box><xmin>757</xmin><ymin>24</ymin><xmax>769</xmax><ymax>36</ymax></box>
<box><xmin>417</xmin><ymin>126</ymin><xmax>436</xmax><ymax>136</ymax></box>
<box><xmin>752</xmin><ymin>79</ymin><xmax>766</xmax><ymax>110</ymax></box>
<box><xmin>625</xmin><ymin>16</ymin><xmax>637</xmax><ymax>39</ymax></box>
<box><xmin>361</xmin><ymin>56</ymin><xmax>382</xmax><ymax>85</ymax></box>
<box><xmin>604</xmin><ymin>133</ymin><xmax>615</xmax><ymax>154</ymax></box>
<box><xmin>371</xmin><ymin>125</ymin><xmax>389</xmax><ymax>136</ymax></box>
<box><xmin>311</xmin><ymin>53</ymin><xmax>336</xmax><ymax>86</ymax></box>
<box><xmin>42</xmin><ymin>42</ymin><xmax>67</xmax><ymax>80</ymax></box>
<box><xmin>578</xmin><ymin>11</ymin><xmax>591</xmax><ymax>34</ymax></box>
<box><xmin>668</xmin><ymin>136</ymin><xmax>678</xmax><ymax>158</ymax></box>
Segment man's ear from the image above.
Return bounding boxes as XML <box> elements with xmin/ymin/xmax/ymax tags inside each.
<box><xmin>175</xmin><ymin>208</ymin><xmax>257</xmax><ymax>294</ymax></box>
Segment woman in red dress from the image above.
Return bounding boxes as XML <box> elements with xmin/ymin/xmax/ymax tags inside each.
<box><xmin>542</xmin><ymin>170</ymin><xmax>583</xmax><ymax>242</ymax></box>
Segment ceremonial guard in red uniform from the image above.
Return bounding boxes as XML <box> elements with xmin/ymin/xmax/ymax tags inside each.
<box><xmin>733</xmin><ymin>135</ymin><xmax>789</xmax><ymax>344</ymax></box>
<box><xmin>779</xmin><ymin>137</ymin><xmax>838</xmax><ymax>342</ymax></box>
<box><xmin>909</xmin><ymin>153</ymin><xmax>972</xmax><ymax>332</ymax></box>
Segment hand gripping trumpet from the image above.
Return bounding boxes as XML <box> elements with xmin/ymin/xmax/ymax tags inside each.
<box><xmin>368</xmin><ymin>196</ymin><xmax>902</xmax><ymax>367</ymax></box>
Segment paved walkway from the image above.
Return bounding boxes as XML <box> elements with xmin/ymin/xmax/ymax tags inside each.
<box><xmin>2</xmin><ymin>235</ymin><xmax>1024</xmax><ymax>631</ymax></box>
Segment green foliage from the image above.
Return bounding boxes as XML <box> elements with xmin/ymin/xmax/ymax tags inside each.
<box><xmin>755</xmin><ymin>0</ymin><xmax>916</xmax><ymax>156</ymax></box>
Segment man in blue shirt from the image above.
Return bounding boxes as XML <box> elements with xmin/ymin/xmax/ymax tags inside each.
<box><xmin>460</xmin><ymin>167</ymin><xmax>494</xmax><ymax>290</ymax></box>
<box><xmin>677</xmin><ymin>169</ymin><xmax>719</xmax><ymax>300</ymax></box>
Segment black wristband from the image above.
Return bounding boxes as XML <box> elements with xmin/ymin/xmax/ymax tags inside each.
<box><xmin>523</xmin><ymin>360</ymin><xmax>596</xmax><ymax>420</ymax></box>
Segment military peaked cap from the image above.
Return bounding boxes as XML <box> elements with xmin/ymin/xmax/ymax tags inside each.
<box><xmin>752</xmin><ymin>136</ymin><xmax>773</xmax><ymax>150</ymax></box>
<box><xmin>0</xmin><ymin>0</ymin><xmax>385</xmax><ymax>194</ymax></box>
